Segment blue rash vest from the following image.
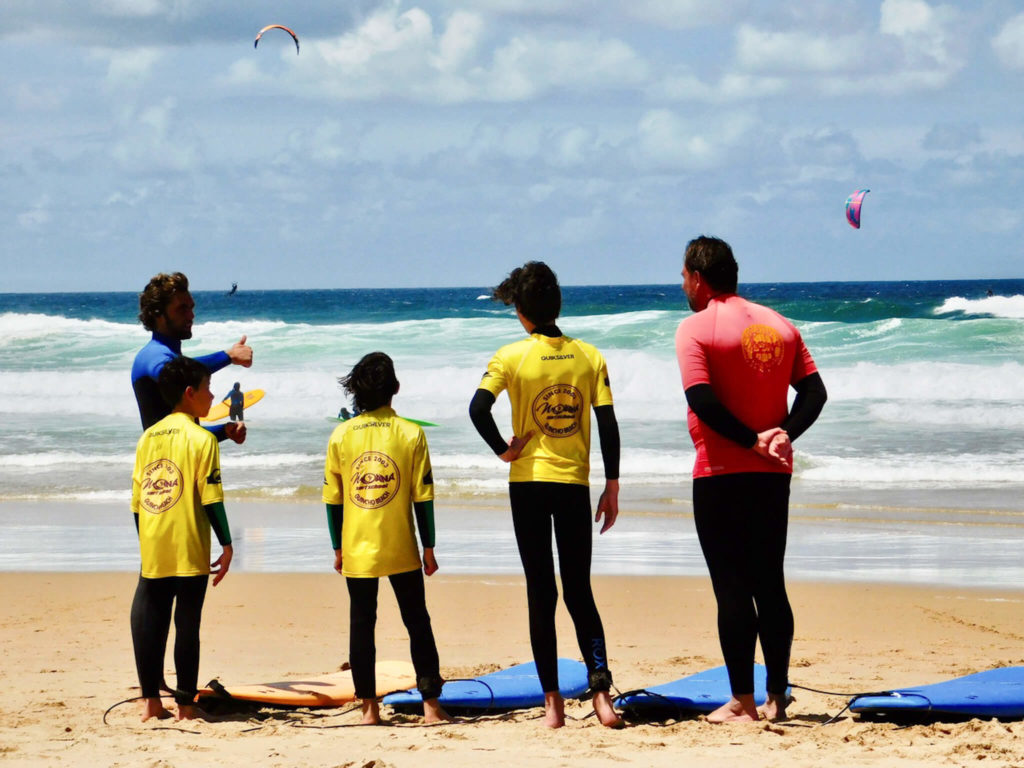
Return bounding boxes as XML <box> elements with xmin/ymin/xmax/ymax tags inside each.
<box><xmin>131</xmin><ymin>331</ymin><xmax>230</xmax><ymax>440</ymax></box>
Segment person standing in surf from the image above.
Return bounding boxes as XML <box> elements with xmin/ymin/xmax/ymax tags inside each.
<box><xmin>223</xmin><ymin>382</ymin><xmax>245</xmax><ymax>423</ymax></box>
<box><xmin>323</xmin><ymin>352</ymin><xmax>449</xmax><ymax>725</ymax></box>
<box><xmin>132</xmin><ymin>272</ymin><xmax>252</xmax><ymax>442</ymax></box>
<box><xmin>675</xmin><ymin>235</ymin><xmax>827</xmax><ymax>723</ymax></box>
<box><xmin>130</xmin><ymin>356</ymin><xmax>233</xmax><ymax>721</ymax></box>
<box><xmin>469</xmin><ymin>261</ymin><xmax>623</xmax><ymax>729</ymax></box>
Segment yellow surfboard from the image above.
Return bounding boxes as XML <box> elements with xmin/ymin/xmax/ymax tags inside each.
<box><xmin>200</xmin><ymin>389</ymin><xmax>265</xmax><ymax>422</ymax></box>
<box><xmin>197</xmin><ymin>660</ymin><xmax>416</xmax><ymax>707</ymax></box>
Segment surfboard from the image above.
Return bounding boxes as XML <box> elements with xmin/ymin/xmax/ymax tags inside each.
<box><xmin>201</xmin><ymin>389</ymin><xmax>264</xmax><ymax>422</ymax></box>
<box><xmin>327</xmin><ymin>415</ymin><xmax>439</xmax><ymax>428</ymax></box>
<box><xmin>615</xmin><ymin>664</ymin><xmax>781</xmax><ymax>715</ymax></box>
<box><xmin>850</xmin><ymin>667</ymin><xmax>1024</xmax><ymax>720</ymax></box>
<box><xmin>383</xmin><ymin>659</ymin><xmax>588</xmax><ymax>710</ymax></box>
<box><xmin>196</xmin><ymin>660</ymin><xmax>416</xmax><ymax>707</ymax></box>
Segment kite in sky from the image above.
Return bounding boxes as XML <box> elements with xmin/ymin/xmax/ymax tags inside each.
<box><xmin>845</xmin><ymin>189</ymin><xmax>869</xmax><ymax>229</ymax></box>
<box><xmin>254</xmin><ymin>24</ymin><xmax>300</xmax><ymax>55</ymax></box>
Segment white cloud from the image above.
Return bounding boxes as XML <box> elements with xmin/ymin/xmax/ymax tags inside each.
<box><xmin>634</xmin><ymin>108</ymin><xmax>755</xmax><ymax>171</ymax></box>
<box><xmin>92</xmin><ymin>47</ymin><xmax>163</xmax><ymax>89</ymax></box>
<box><xmin>91</xmin><ymin>0</ymin><xmax>167</xmax><ymax>18</ymax></box>
<box><xmin>17</xmin><ymin>195</ymin><xmax>52</xmax><ymax>230</ymax></box>
<box><xmin>110</xmin><ymin>98</ymin><xmax>200</xmax><ymax>172</ymax></box>
<box><xmin>992</xmin><ymin>12</ymin><xmax>1024</xmax><ymax>69</ymax></box>
<box><xmin>626</xmin><ymin>0</ymin><xmax>751</xmax><ymax>29</ymax></box>
<box><xmin>735</xmin><ymin>25</ymin><xmax>864</xmax><ymax>73</ymax></box>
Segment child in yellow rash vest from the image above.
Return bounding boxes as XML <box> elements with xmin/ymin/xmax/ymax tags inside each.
<box><xmin>323</xmin><ymin>352</ymin><xmax>450</xmax><ymax>726</ymax></box>
<box><xmin>130</xmin><ymin>356</ymin><xmax>233</xmax><ymax>722</ymax></box>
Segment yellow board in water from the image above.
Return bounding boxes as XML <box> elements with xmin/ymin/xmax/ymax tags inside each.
<box><xmin>200</xmin><ymin>389</ymin><xmax>265</xmax><ymax>422</ymax></box>
<box><xmin>197</xmin><ymin>660</ymin><xmax>416</xmax><ymax>707</ymax></box>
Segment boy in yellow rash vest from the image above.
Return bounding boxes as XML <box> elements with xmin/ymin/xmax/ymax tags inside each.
<box><xmin>130</xmin><ymin>356</ymin><xmax>233</xmax><ymax>722</ymax></box>
<box><xmin>323</xmin><ymin>352</ymin><xmax>450</xmax><ymax>725</ymax></box>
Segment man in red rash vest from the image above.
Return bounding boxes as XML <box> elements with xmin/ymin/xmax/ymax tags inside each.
<box><xmin>675</xmin><ymin>236</ymin><xmax>827</xmax><ymax>724</ymax></box>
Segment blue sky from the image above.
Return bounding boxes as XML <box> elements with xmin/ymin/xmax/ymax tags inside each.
<box><xmin>3</xmin><ymin>0</ymin><xmax>1023</xmax><ymax>291</ymax></box>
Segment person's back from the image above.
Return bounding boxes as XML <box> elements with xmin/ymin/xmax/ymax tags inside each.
<box><xmin>676</xmin><ymin>294</ymin><xmax>815</xmax><ymax>477</ymax></box>
<box><xmin>486</xmin><ymin>332</ymin><xmax>610</xmax><ymax>484</ymax></box>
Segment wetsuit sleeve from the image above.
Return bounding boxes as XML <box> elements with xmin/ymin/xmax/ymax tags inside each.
<box><xmin>326</xmin><ymin>503</ymin><xmax>344</xmax><ymax>550</ymax></box>
<box><xmin>413</xmin><ymin>500</ymin><xmax>436</xmax><ymax>549</ymax></box>
<box><xmin>469</xmin><ymin>389</ymin><xmax>508</xmax><ymax>456</ymax></box>
<box><xmin>204</xmin><ymin>501</ymin><xmax>232</xmax><ymax>546</ymax></box>
<box><xmin>594</xmin><ymin>404</ymin><xmax>620</xmax><ymax>480</ymax></box>
<box><xmin>684</xmin><ymin>384</ymin><xmax>758</xmax><ymax>449</ymax></box>
<box><xmin>195</xmin><ymin>351</ymin><xmax>231</xmax><ymax>374</ymax></box>
<box><xmin>781</xmin><ymin>372</ymin><xmax>827</xmax><ymax>441</ymax></box>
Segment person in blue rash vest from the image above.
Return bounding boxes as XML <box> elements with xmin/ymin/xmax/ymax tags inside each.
<box><xmin>132</xmin><ymin>272</ymin><xmax>253</xmax><ymax>443</ymax></box>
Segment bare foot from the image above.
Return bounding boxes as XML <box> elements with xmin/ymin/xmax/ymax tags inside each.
<box><xmin>140</xmin><ymin>697</ymin><xmax>172</xmax><ymax>722</ymax></box>
<box><xmin>176</xmin><ymin>703</ymin><xmax>206</xmax><ymax>721</ymax></box>
<box><xmin>757</xmin><ymin>693</ymin><xmax>789</xmax><ymax>722</ymax></box>
<box><xmin>592</xmin><ymin>691</ymin><xmax>624</xmax><ymax>729</ymax></box>
<box><xmin>423</xmin><ymin>698</ymin><xmax>453</xmax><ymax>724</ymax></box>
<box><xmin>706</xmin><ymin>694</ymin><xmax>760</xmax><ymax>723</ymax></box>
<box><xmin>360</xmin><ymin>699</ymin><xmax>382</xmax><ymax>725</ymax></box>
<box><xmin>543</xmin><ymin>691</ymin><xmax>565</xmax><ymax>729</ymax></box>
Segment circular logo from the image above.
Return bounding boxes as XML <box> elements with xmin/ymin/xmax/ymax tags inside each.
<box><xmin>349</xmin><ymin>452</ymin><xmax>401</xmax><ymax>509</ymax></box>
<box><xmin>741</xmin><ymin>324</ymin><xmax>785</xmax><ymax>374</ymax></box>
<box><xmin>140</xmin><ymin>458</ymin><xmax>183</xmax><ymax>515</ymax></box>
<box><xmin>531</xmin><ymin>384</ymin><xmax>583</xmax><ymax>438</ymax></box>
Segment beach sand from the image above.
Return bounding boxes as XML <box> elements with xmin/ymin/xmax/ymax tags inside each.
<box><xmin>1</xmin><ymin>571</ymin><xmax>1022</xmax><ymax>767</ymax></box>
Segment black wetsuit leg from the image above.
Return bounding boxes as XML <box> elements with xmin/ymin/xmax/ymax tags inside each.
<box><xmin>345</xmin><ymin>576</ymin><xmax>380</xmax><ymax>700</ymax></box>
<box><xmin>693</xmin><ymin>473</ymin><xmax>793</xmax><ymax>696</ymax></box>
<box><xmin>388</xmin><ymin>568</ymin><xmax>444</xmax><ymax>699</ymax></box>
<box><xmin>509</xmin><ymin>482</ymin><xmax>612</xmax><ymax>693</ymax></box>
<box><xmin>130</xmin><ymin>575</ymin><xmax>208</xmax><ymax>703</ymax></box>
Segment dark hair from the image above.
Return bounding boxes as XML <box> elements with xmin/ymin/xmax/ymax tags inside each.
<box><xmin>139</xmin><ymin>272</ymin><xmax>189</xmax><ymax>331</ymax></box>
<box><xmin>340</xmin><ymin>352</ymin><xmax>399</xmax><ymax>413</ymax></box>
<box><xmin>158</xmin><ymin>356</ymin><xmax>209</xmax><ymax>408</ymax></box>
<box><xmin>492</xmin><ymin>261</ymin><xmax>561</xmax><ymax>326</ymax></box>
<box><xmin>684</xmin><ymin>236</ymin><xmax>738</xmax><ymax>293</ymax></box>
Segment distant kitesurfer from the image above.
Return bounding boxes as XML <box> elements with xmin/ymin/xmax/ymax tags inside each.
<box><xmin>675</xmin><ymin>236</ymin><xmax>827</xmax><ymax>723</ymax></box>
<box><xmin>132</xmin><ymin>272</ymin><xmax>252</xmax><ymax>443</ymax></box>
<box><xmin>228</xmin><ymin>282</ymin><xmax>238</xmax><ymax>296</ymax></box>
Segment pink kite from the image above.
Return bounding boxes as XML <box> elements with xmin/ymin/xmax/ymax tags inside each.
<box><xmin>845</xmin><ymin>189</ymin><xmax>869</xmax><ymax>229</ymax></box>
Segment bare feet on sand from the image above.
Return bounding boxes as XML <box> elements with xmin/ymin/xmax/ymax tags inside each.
<box><xmin>360</xmin><ymin>699</ymin><xmax>382</xmax><ymax>725</ymax></box>
<box><xmin>706</xmin><ymin>694</ymin><xmax>760</xmax><ymax>723</ymax></box>
<box><xmin>757</xmin><ymin>693</ymin><xmax>789</xmax><ymax>722</ymax></box>
<box><xmin>423</xmin><ymin>697</ymin><xmax>453</xmax><ymax>724</ymax></box>
<box><xmin>544</xmin><ymin>691</ymin><xmax>566</xmax><ymax>728</ymax></box>
<box><xmin>176</xmin><ymin>703</ymin><xmax>217</xmax><ymax>721</ymax></box>
<box><xmin>592</xmin><ymin>691</ymin><xmax>625</xmax><ymax>729</ymax></box>
<box><xmin>140</xmin><ymin>697</ymin><xmax>172</xmax><ymax>722</ymax></box>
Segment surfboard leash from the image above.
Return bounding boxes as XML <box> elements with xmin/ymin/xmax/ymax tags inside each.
<box><xmin>787</xmin><ymin>682</ymin><xmax>902</xmax><ymax>725</ymax></box>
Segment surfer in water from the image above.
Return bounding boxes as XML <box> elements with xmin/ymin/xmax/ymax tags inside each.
<box><xmin>227</xmin><ymin>282</ymin><xmax>238</xmax><ymax>296</ymax></box>
<box><xmin>132</xmin><ymin>272</ymin><xmax>252</xmax><ymax>443</ymax></box>
<box><xmin>323</xmin><ymin>352</ymin><xmax>450</xmax><ymax>725</ymax></box>
<box><xmin>469</xmin><ymin>261</ymin><xmax>624</xmax><ymax>729</ymax></box>
<box><xmin>675</xmin><ymin>236</ymin><xmax>827</xmax><ymax>722</ymax></box>
<box><xmin>223</xmin><ymin>382</ymin><xmax>245</xmax><ymax>422</ymax></box>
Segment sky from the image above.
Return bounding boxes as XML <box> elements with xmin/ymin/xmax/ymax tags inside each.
<box><xmin>2</xmin><ymin>0</ymin><xmax>1024</xmax><ymax>292</ymax></box>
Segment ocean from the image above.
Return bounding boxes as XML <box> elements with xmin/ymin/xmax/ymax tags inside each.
<box><xmin>2</xmin><ymin>280</ymin><xmax>1023</xmax><ymax>586</ymax></box>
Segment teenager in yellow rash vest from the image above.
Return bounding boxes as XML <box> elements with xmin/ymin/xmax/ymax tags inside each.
<box><xmin>130</xmin><ymin>355</ymin><xmax>233</xmax><ymax>722</ymax></box>
<box><xmin>469</xmin><ymin>262</ymin><xmax>624</xmax><ymax>730</ymax></box>
<box><xmin>323</xmin><ymin>352</ymin><xmax>450</xmax><ymax>726</ymax></box>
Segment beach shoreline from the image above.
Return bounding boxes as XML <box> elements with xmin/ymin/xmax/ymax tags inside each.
<box><xmin>2</xmin><ymin>571</ymin><xmax>1022</xmax><ymax>767</ymax></box>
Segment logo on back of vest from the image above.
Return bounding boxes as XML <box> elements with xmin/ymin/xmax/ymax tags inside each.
<box><xmin>532</xmin><ymin>384</ymin><xmax>583</xmax><ymax>438</ymax></box>
<box><xmin>140</xmin><ymin>458</ymin><xmax>183</xmax><ymax>514</ymax></box>
<box><xmin>349</xmin><ymin>451</ymin><xmax>401</xmax><ymax>509</ymax></box>
<box><xmin>740</xmin><ymin>324</ymin><xmax>784</xmax><ymax>373</ymax></box>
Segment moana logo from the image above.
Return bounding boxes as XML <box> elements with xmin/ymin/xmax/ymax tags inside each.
<box><xmin>140</xmin><ymin>458</ymin><xmax>183</xmax><ymax>515</ymax></box>
<box><xmin>349</xmin><ymin>451</ymin><xmax>401</xmax><ymax>509</ymax></box>
<box><xmin>532</xmin><ymin>384</ymin><xmax>583</xmax><ymax>438</ymax></box>
<box><xmin>741</xmin><ymin>324</ymin><xmax>785</xmax><ymax>373</ymax></box>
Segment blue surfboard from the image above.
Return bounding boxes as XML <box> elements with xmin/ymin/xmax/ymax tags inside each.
<box><xmin>383</xmin><ymin>659</ymin><xmax>588</xmax><ymax>710</ymax></box>
<box><xmin>850</xmin><ymin>667</ymin><xmax>1024</xmax><ymax>720</ymax></box>
<box><xmin>615</xmin><ymin>664</ymin><xmax>780</xmax><ymax>714</ymax></box>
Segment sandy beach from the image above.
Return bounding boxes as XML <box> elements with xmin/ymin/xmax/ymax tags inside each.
<box><xmin>2</xmin><ymin>570</ymin><xmax>1022</xmax><ymax>768</ymax></box>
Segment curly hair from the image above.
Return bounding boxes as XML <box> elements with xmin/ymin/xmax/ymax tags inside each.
<box><xmin>138</xmin><ymin>272</ymin><xmax>189</xmax><ymax>331</ymax></box>
<box><xmin>340</xmin><ymin>352</ymin><xmax>399</xmax><ymax>413</ymax></box>
<box><xmin>492</xmin><ymin>261</ymin><xmax>561</xmax><ymax>326</ymax></box>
